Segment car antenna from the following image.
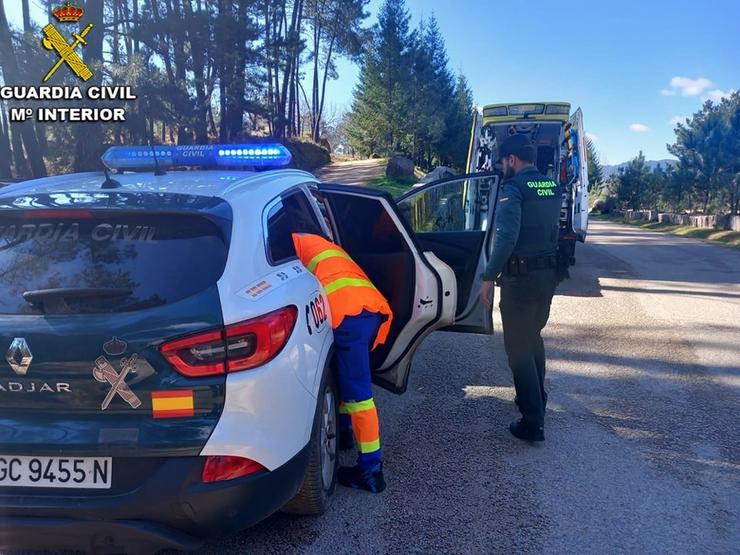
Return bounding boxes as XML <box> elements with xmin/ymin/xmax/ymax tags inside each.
<box><xmin>101</xmin><ymin>167</ymin><xmax>121</xmax><ymax>189</ymax></box>
<box><xmin>149</xmin><ymin>140</ymin><xmax>166</xmax><ymax>176</ymax></box>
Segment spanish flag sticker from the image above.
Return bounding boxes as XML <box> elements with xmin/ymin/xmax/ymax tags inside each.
<box><xmin>151</xmin><ymin>390</ymin><xmax>195</xmax><ymax>419</ymax></box>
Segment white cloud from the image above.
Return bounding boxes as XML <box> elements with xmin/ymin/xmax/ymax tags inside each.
<box><xmin>669</xmin><ymin>115</ymin><xmax>688</xmax><ymax>125</ymax></box>
<box><xmin>703</xmin><ymin>89</ymin><xmax>736</xmax><ymax>103</ymax></box>
<box><xmin>586</xmin><ymin>132</ymin><xmax>599</xmax><ymax>142</ymax></box>
<box><xmin>629</xmin><ymin>123</ymin><xmax>650</xmax><ymax>133</ymax></box>
<box><xmin>662</xmin><ymin>76</ymin><xmax>715</xmax><ymax>97</ymax></box>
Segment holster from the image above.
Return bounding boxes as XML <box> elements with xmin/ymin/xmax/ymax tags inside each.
<box><xmin>504</xmin><ymin>255</ymin><xmax>557</xmax><ymax>277</ymax></box>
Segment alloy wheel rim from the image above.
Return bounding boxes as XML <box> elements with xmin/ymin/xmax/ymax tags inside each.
<box><xmin>320</xmin><ymin>385</ymin><xmax>337</xmax><ymax>489</ymax></box>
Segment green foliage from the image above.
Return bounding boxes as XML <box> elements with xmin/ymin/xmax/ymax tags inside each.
<box><xmin>366</xmin><ymin>174</ymin><xmax>417</xmax><ymax>197</ymax></box>
<box><xmin>615</xmin><ymin>151</ymin><xmax>651</xmax><ymax>210</ymax></box>
<box><xmin>0</xmin><ymin>0</ymin><xmax>369</xmax><ymax>177</ymax></box>
<box><xmin>586</xmin><ymin>138</ymin><xmax>603</xmax><ymax>189</ymax></box>
<box><xmin>667</xmin><ymin>91</ymin><xmax>740</xmax><ymax>214</ymax></box>
<box><xmin>615</xmin><ymin>92</ymin><xmax>739</xmax><ymax>215</ymax></box>
<box><xmin>347</xmin><ymin>0</ymin><xmax>472</xmax><ymax>170</ymax></box>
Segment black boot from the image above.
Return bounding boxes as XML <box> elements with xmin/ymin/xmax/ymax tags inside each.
<box><xmin>509</xmin><ymin>418</ymin><xmax>544</xmax><ymax>442</ymax></box>
<box><xmin>338</xmin><ymin>464</ymin><xmax>386</xmax><ymax>493</ymax></box>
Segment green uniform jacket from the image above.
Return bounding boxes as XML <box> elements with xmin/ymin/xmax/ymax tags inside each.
<box><xmin>482</xmin><ymin>166</ymin><xmax>562</xmax><ymax>280</ymax></box>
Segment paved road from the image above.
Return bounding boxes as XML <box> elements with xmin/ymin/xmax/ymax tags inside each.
<box><xmin>315</xmin><ymin>158</ymin><xmax>386</xmax><ymax>186</ymax></box>
<box><xmin>196</xmin><ymin>219</ymin><xmax>739</xmax><ymax>554</ymax></box>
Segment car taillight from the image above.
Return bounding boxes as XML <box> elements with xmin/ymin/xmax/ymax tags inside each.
<box><xmin>160</xmin><ymin>306</ymin><xmax>298</xmax><ymax>377</ymax></box>
<box><xmin>201</xmin><ymin>456</ymin><xmax>265</xmax><ymax>483</ymax></box>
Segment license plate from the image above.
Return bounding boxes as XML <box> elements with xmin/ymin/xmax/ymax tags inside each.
<box><xmin>0</xmin><ymin>455</ymin><xmax>112</xmax><ymax>489</ymax></box>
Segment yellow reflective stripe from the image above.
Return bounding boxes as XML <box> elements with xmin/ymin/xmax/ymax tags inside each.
<box><xmin>306</xmin><ymin>249</ymin><xmax>353</xmax><ymax>272</ymax></box>
<box><xmin>344</xmin><ymin>398</ymin><xmax>375</xmax><ymax>413</ymax></box>
<box><xmin>324</xmin><ymin>277</ymin><xmax>377</xmax><ymax>295</ymax></box>
<box><xmin>339</xmin><ymin>403</ymin><xmax>349</xmax><ymax>415</ymax></box>
<box><xmin>359</xmin><ymin>438</ymin><xmax>380</xmax><ymax>453</ymax></box>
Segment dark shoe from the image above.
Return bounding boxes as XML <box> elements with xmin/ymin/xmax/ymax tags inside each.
<box><xmin>509</xmin><ymin>418</ymin><xmax>544</xmax><ymax>442</ymax></box>
<box><xmin>338</xmin><ymin>464</ymin><xmax>386</xmax><ymax>493</ymax></box>
<box><xmin>339</xmin><ymin>427</ymin><xmax>355</xmax><ymax>451</ymax></box>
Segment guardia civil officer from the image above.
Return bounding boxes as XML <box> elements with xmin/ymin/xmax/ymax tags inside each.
<box><xmin>479</xmin><ymin>134</ymin><xmax>562</xmax><ymax>442</ymax></box>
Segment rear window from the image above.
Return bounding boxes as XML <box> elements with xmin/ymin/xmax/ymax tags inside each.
<box><xmin>0</xmin><ymin>211</ymin><xmax>229</xmax><ymax>314</ymax></box>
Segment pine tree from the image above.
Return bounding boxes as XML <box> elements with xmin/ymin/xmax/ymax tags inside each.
<box><xmin>415</xmin><ymin>15</ymin><xmax>453</xmax><ymax>168</ymax></box>
<box><xmin>440</xmin><ymin>74</ymin><xmax>474</xmax><ymax>170</ymax></box>
<box><xmin>586</xmin><ymin>138</ymin><xmax>604</xmax><ymax>190</ymax></box>
<box><xmin>347</xmin><ymin>0</ymin><xmax>413</xmax><ymax>156</ymax></box>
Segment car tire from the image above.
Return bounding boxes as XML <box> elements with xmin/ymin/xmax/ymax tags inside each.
<box><xmin>281</xmin><ymin>365</ymin><xmax>338</xmax><ymax>515</ymax></box>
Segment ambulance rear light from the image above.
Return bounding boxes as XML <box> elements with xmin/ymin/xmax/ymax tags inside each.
<box><xmin>101</xmin><ymin>143</ymin><xmax>292</xmax><ymax>171</ymax></box>
<box><xmin>160</xmin><ymin>306</ymin><xmax>298</xmax><ymax>377</ymax></box>
<box><xmin>202</xmin><ymin>456</ymin><xmax>266</xmax><ymax>483</ymax></box>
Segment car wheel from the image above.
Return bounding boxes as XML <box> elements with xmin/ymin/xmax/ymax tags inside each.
<box><xmin>282</xmin><ymin>367</ymin><xmax>338</xmax><ymax>515</ymax></box>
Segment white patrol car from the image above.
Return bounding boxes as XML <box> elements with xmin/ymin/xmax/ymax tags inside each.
<box><xmin>0</xmin><ymin>144</ymin><xmax>501</xmax><ymax>553</ymax></box>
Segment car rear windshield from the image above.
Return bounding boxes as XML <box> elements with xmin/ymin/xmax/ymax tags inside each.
<box><xmin>0</xmin><ymin>207</ymin><xmax>230</xmax><ymax>315</ymax></box>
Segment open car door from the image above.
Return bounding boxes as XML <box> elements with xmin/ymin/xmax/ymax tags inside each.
<box><xmin>397</xmin><ymin>172</ymin><xmax>500</xmax><ymax>334</ymax></box>
<box><xmin>569</xmin><ymin>108</ymin><xmax>590</xmax><ymax>241</ymax></box>
<box><xmin>316</xmin><ymin>184</ymin><xmax>457</xmax><ymax>394</ymax></box>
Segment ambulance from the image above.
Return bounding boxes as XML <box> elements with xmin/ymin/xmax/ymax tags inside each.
<box><xmin>466</xmin><ymin>102</ymin><xmax>590</xmax><ymax>264</ymax></box>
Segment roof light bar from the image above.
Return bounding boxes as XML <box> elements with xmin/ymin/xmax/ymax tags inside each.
<box><xmin>101</xmin><ymin>144</ymin><xmax>292</xmax><ymax>171</ymax></box>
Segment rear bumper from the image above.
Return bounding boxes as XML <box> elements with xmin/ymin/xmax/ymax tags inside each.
<box><xmin>0</xmin><ymin>443</ymin><xmax>310</xmax><ymax>553</ymax></box>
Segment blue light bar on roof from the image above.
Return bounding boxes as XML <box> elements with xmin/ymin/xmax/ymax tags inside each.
<box><xmin>101</xmin><ymin>144</ymin><xmax>292</xmax><ymax>171</ymax></box>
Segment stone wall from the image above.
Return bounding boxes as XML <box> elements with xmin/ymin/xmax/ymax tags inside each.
<box><xmin>623</xmin><ymin>210</ymin><xmax>740</xmax><ymax>231</ymax></box>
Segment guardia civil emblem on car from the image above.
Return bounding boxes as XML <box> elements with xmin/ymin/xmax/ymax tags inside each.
<box><xmin>6</xmin><ymin>338</ymin><xmax>33</xmax><ymax>376</ymax></box>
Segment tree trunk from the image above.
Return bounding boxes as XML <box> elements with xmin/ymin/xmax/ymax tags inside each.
<box><xmin>313</xmin><ymin>29</ymin><xmax>337</xmax><ymax>142</ymax></box>
<box><xmin>21</xmin><ymin>0</ymin><xmax>30</xmax><ymax>32</ymax></box>
<box><xmin>0</xmin><ymin>102</ymin><xmax>11</xmax><ymax>177</ymax></box>
<box><xmin>310</xmin><ymin>18</ymin><xmax>321</xmax><ymax>140</ymax></box>
<box><xmin>278</xmin><ymin>0</ymin><xmax>302</xmax><ymax>138</ymax></box>
<box><xmin>0</xmin><ymin>0</ymin><xmax>45</xmax><ymax>177</ymax></box>
<box><xmin>73</xmin><ymin>0</ymin><xmax>105</xmax><ymax>171</ymax></box>
<box><xmin>183</xmin><ymin>0</ymin><xmax>208</xmax><ymax>143</ymax></box>
<box><xmin>132</xmin><ymin>0</ymin><xmax>140</xmax><ymax>54</ymax></box>
<box><xmin>10</xmin><ymin>122</ymin><xmax>28</xmax><ymax>176</ymax></box>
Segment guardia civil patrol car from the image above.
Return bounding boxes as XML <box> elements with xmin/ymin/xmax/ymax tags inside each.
<box><xmin>0</xmin><ymin>144</ymin><xmax>501</xmax><ymax>552</ymax></box>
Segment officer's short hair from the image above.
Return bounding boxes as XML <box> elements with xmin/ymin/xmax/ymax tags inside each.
<box><xmin>500</xmin><ymin>134</ymin><xmax>535</xmax><ymax>163</ymax></box>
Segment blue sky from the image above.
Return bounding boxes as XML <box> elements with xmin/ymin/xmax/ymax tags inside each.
<box><xmin>8</xmin><ymin>0</ymin><xmax>739</xmax><ymax>164</ymax></box>
<box><xmin>328</xmin><ymin>0</ymin><xmax>740</xmax><ymax>164</ymax></box>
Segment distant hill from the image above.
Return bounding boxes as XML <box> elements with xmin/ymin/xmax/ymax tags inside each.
<box><xmin>602</xmin><ymin>159</ymin><xmax>676</xmax><ymax>178</ymax></box>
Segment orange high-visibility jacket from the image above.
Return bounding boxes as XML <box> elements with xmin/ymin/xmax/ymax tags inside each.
<box><xmin>292</xmin><ymin>233</ymin><xmax>393</xmax><ymax>350</ymax></box>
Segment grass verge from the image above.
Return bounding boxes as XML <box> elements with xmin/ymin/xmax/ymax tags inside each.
<box><xmin>366</xmin><ymin>175</ymin><xmax>418</xmax><ymax>198</ymax></box>
<box><xmin>593</xmin><ymin>214</ymin><xmax>740</xmax><ymax>249</ymax></box>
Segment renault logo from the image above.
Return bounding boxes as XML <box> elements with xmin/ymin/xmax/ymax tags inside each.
<box><xmin>6</xmin><ymin>338</ymin><xmax>33</xmax><ymax>376</ymax></box>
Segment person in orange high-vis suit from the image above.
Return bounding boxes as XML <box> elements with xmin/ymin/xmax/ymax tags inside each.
<box><xmin>292</xmin><ymin>232</ymin><xmax>392</xmax><ymax>493</ymax></box>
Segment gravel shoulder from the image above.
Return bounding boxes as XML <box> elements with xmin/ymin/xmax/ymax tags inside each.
<box><xmin>315</xmin><ymin>159</ymin><xmax>386</xmax><ymax>186</ymax></box>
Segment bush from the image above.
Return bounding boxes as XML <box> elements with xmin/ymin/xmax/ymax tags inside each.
<box><xmin>284</xmin><ymin>139</ymin><xmax>331</xmax><ymax>171</ymax></box>
<box><xmin>591</xmin><ymin>196</ymin><xmax>617</xmax><ymax>214</ymax></box>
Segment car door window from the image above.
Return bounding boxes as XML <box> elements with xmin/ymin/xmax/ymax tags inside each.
<box><xmin>397</xmin><ymin>174</ymin><xmax>499</xmax><ymax>332</ymax></box>
<box><xmin>265</xmin><ymin>189</ymin><xmax>324</xmax><ymax>265</ymax></box>
<box><xmin>400</xmin><ymin>177</ymin><xmax>493</xmax><ymax>233</ymax></box>
<box><xmin>308</xmin><ymin>188</ymin><xmax>336</xmax><ymax>241</ymax></box>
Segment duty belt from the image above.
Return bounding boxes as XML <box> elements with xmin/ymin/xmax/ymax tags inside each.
<box><xmin>504</xmin><ymin>254</ymin><xmax>557</xmax><ymax>277</ymax></box>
